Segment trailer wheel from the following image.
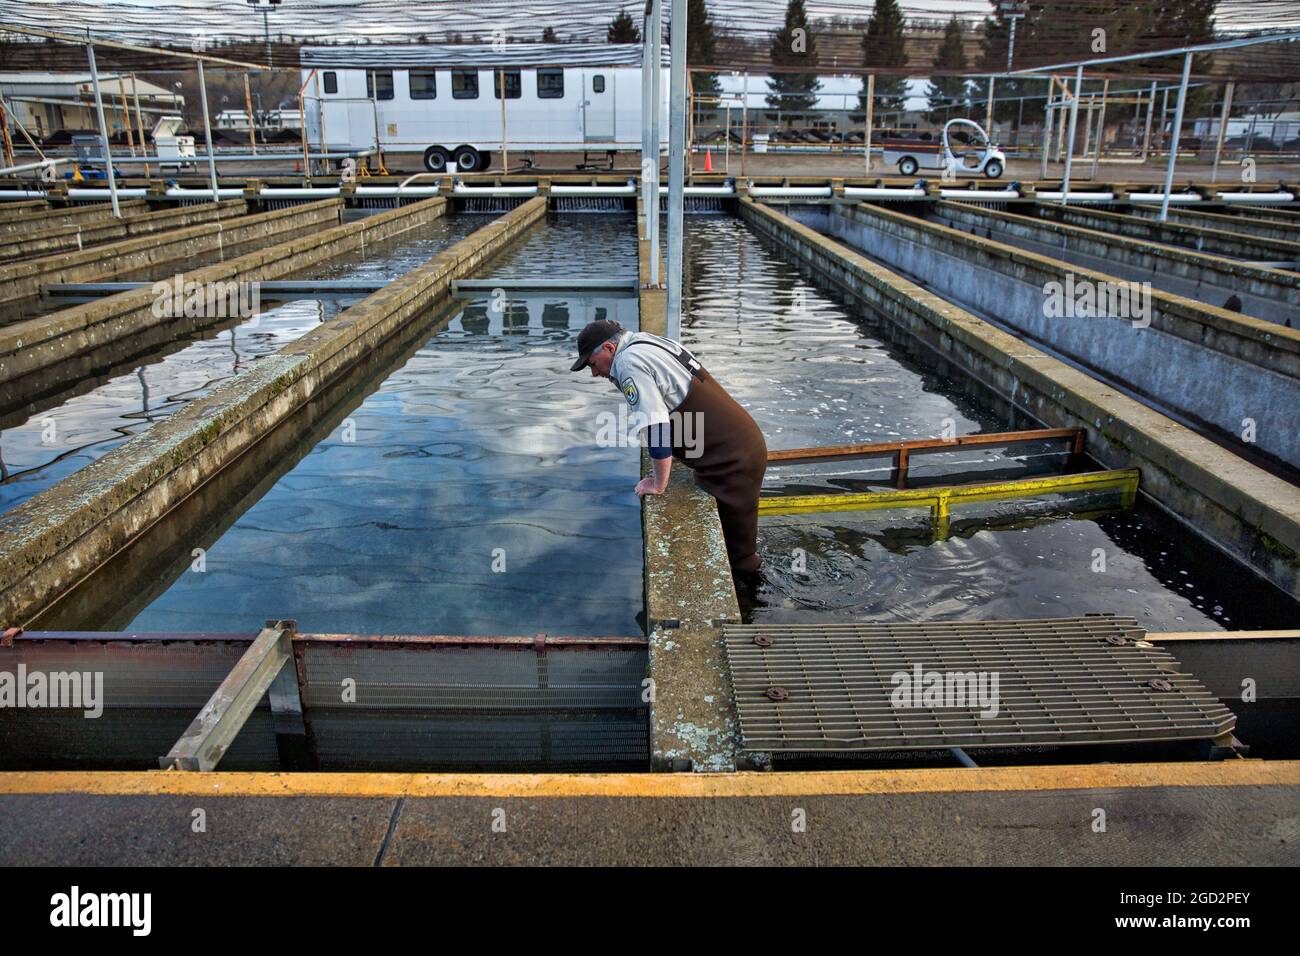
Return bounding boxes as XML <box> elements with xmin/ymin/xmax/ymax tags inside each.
<box><xmin>423</xmin><ymin>146</ymin><xmax>451</xmax><ymax>172</ymax></box>
<box><xmin>898</xmin><ymin>157</ymin><xmax>919</xmax><ymax>176</ymax></box>
<box><xmin>453</xmin><ymin>146</ymin><xmax>484</xmax><ymax>172</ymax></box>
<box><xmin>984</xmin><ymin>160</ymin><xmax>1004</xmax><ymax>179</ymax></box>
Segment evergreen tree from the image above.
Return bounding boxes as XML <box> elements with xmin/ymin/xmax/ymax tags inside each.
<box><xmin>861</xmin><ymin>0</ymin><xmax>909</xmax><ymax>124</ymax></box>
<box><xmin>608</xmin><ymin>10</ymin><xmax>640</xmax><ymax>44</ymax></box>
<box><xmin>1146</xmin><ymin>0</ymin><xmax>1217</xmax><ymax>115</ymax></box>
<box><xmin>688</xmin><ymin>0</ymin><xmax>720</xmax><ymax>97</ymax></box>
<box><xmin>926</xmin><ymin>17</ymin><xmax>969</xmax><ymax>124</ymax></box>
<box><xmin>766</xmin><ymin>0</ymin><xmax>821</xmax><ymax>124</ymax></box>
<box><xmin>541</xmin><ymin>27</ymin><xmax>557</xmax><ymax>42</ymax></box>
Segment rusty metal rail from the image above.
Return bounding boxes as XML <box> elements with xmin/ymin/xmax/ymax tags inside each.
<box><xmin>767</xmin><ymin>427</ymin><xmax>1085</xmax><ymax>490</ymax></box>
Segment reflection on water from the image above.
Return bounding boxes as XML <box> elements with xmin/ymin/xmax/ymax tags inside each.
<box><xmin>126</xmin><ymin>215</ymin><xmax>644</xmax><ymax>636</ymax></box>
<box><xmin>0</xmin><ymin>214</ymin><xmax>494</xmax><ymax>514</ymax></box>
<box><xmin>678</xmin><ymin>216</ymin><xmax>1299</xmax><ymax>629</ymax></box>
<box><xmin>483</xmin><ymin>212</ymin><xmax>639</xmax><ymax>280</ymax></box>
<box><xmin>677</xmin><ymin>216</ymin><xmax>1007</xmax><ymax>449</ymax></box>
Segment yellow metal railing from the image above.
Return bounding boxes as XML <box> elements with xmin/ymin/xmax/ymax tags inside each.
<box><xmin>759</xmin><ymin>468</ymin><xmax>1140</xmax><ymax>537</ymax></box>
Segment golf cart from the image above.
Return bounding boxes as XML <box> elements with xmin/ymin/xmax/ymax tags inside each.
<box><xmin>882</xmin><ymin>119</ymin><xmax>1006</xmax><ymax>179</ymax></box>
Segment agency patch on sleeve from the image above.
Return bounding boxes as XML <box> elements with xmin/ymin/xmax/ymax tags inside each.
<box><xmin>621</xmin><ymin>377</ymin><xmax>639</xmax><ymax>407</ymax></box>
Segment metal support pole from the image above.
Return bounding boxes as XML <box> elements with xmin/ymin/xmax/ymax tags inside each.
<box><xmin>864</xmin><ymin>73</ymin><xmax>875</xmax><ymax>174</ymax></box>
<box><xmin>1080</xmin><ymin>96</ymin><xmax>1093</xmax><ymax>166</ymax></box>
<box><xmin>262</xmin><ymin>8</ymin><xmax>272</xmax><ymax>69</ymax></box>
<box><xmin>196</xmin><ymin>59</ymin><xmax>220</xmax><ymax>201</ymax></box>
<box><xmin>741</xmin><ymin>70</ymin><xmax>749</xmax><ymax>177</ymax></box>
<box><xmin>725</xmin><ymin>100</ymin><xmax>731</xmax><ymax>171</ymax></box>
<box><xmin>1160</xmin><ymin>86</ymin><xmax>1169</xmax><ymax>149</ymax></box>
<box><xmin>131</xmin><ymin>74</ymin><xmax>150</xmax><ymax>178</ymax></box>
<box><xmin>1089</xmin><ymin>79</ymin><xmax>1109</xmax><ymax>179</ymax></box>
<box><xmin>117</xmin><ymin>80</ymin><xmax>136</xmax><ymax>157</ymax></box>
<box><xmin>85</xmin><ymin>40</ymin><xmax>121</xmax><ymax>218</ymax></box>
<box><xmin>1211</xmin><ymin>80</ymin><xmax>1234</xmax><ymax>184</ymax></box>
<box><xmin>641</xmin><ymin>9</ymin><xmax>652</xmax><ymax>230</ymax></box>
<box><xmin>498</xmin><ymin>69</ymin><xmax>509</xmax><ymax>173</ymax></box>
<box><xmin>985</xmin><ymin>76</ymin><xmax>995</xmax><ymax>136</ymax></box>
<box><xmin>1040</xmin><ymin>77</ymin><xmax>1053</xmax><ymax>179</ymax></box>
<box><xmin>1158</xmin><ymin>52</ymin><xmax>1193</xmax><ymax>223</ymax></box>
<box><xmin>370</xmin><ymin>71</ymin><xmax>384</xmax><ymax>175</ymax></box>
<box><xmin>0</xmin><ymin>101</ymin><xmax>13</xmax><ymax>168</ymax></box>
<box><xmin>686</xmin><ymin>69</ymin><xmax>695</xmax><ymax>180</ymax></box>
<box><xmin>244</xmin><ymin>73</ymin><xmax>258</xmax><ymax>156</ymax></box>
<box><xmin>1141</xmin><ymin>80</ymin><xmax>1156</xmax><ymax>161</ymax></box>
<box><xmin>1056</xmin><ymin>80</ymin><xmax>1068</xmax><ymax>160</ymax></box>
<box><xmin>1059</xmin><ymin>65</ymin><xmax>1083</xmax><ymax>205</ymax></box>
<box><xmin>649</xmin><ymin>0</ymin><xmax>662</xmax><ymax>287</ymax></box>
<box><xmin>666</xmin><ymin>0</ymin><xmax>686</xmax><ymax>341</ymax></box>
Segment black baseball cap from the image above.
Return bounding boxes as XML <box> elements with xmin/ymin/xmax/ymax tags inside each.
<box><xmin>570</xmin><ymin>319</ymin><xmax>625</xmax><ymax>371</ymax></box>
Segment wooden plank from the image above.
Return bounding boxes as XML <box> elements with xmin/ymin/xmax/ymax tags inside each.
<box><xmin>160</xmin><ymin>623</ymin><xmax>293</xmax><ymax>771</ymax></box>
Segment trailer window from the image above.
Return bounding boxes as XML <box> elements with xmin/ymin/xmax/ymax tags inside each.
<box><xmin>323</xmin><ymin>71</ymin><xmax>338</xmax><ymax>95</ymax></box>
<box><xmin>452</xmin><ymin>70</ymin><xmax>479</xmax><ymax>99</ymax></box>
<box><xmin>537</xmin><ymin>68</ymin><xmax>564</xmax><ymax>99</ymax></box>
<box><xmin>409</xmin><ymin>70</ymin><xmax>436</xmax><ymax>100</ymax></box>
<box><xmin>592</xmin><ymin>74</ymin><xmax>605</xmax><ymax>94</ymax></box>
<box><xmin>492</xmin><ymin>70</ymin><xmax>521</xmax><ymax>99</ymax></box>
<box><xmin>366</xmin><ymin>70</ymin><xmax>394</xmax><ymax>101</ymax></box>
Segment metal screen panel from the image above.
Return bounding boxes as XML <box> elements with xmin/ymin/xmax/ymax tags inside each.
<box><xmin>724</xmin><ymin>616</ymin><xmax>1236</xmax><ymax>754</ymax></box>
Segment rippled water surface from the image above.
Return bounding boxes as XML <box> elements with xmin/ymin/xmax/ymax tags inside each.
<box><xmin>676</xmin><ymin>216</ymin><xmax>1299</xmax><ymax>629</ymax></box>
<box><xmin>124</xmin><ymin>214</ymin><xmax>644</xmax><ymax>636</ymax></box>
<box><xmin>0</xmin><ymin>213</ymin><xmax>493</xmax><ymax>513</ymax></box>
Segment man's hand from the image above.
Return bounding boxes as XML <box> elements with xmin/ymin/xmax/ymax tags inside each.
<box><xmin>636</xmin><ymin>447</ymin><xmax>673</xmax><ymax>497</ymax></box>
<box><xmin>635</xmin><ymin>476</ymin><xmax>666</xmax><ymax>497</ymax></box>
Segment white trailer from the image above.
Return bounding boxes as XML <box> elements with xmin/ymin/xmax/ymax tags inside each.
<box><xmin>300</xmin><ymin>43</ymin><xmax>670</xmax><ymax>173</ymax></box>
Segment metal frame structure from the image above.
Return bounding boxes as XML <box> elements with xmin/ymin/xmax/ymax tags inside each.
<box><xmin>1010</xmin><ymin>30</ymin><xmax>1300</xmax><ymax>220</ymax></box>
<box><xmin>760</xmin><ymin>427</ymin><xmax>1137</xmax><ymax>536</ymax></box>
<box><xmin>0</xmin><ymin>21</ymin><xmax>291</xmax><ymax>216</ymax></box>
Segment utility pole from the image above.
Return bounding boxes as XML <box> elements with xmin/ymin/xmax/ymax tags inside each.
<box><xmin>1000</xmin><ymin>1</ymin><xmax>1027</xmax><ymax>71</ymax></box>
<box><xmin>246</xmin><ymin>0</ymin><xmax>281</xmax><ymax>69</ymax></box>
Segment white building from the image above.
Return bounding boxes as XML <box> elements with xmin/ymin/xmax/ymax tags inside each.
<box><xmin>0</xmin><ymin>72</ymin><xmax>183</xmax><ymax>139</ymax></box>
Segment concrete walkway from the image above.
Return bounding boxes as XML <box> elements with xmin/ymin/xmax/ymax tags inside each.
<box><xmin>2</xmin><ymin>763</ymin><xmax>1295</xmax><ymax>866</ymax></box>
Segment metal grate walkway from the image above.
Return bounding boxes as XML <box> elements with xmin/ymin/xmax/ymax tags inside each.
<box><xmin>723</xmin><ymin>616</ymin><xmax>1236</xmax><ymax>754</ymax></box>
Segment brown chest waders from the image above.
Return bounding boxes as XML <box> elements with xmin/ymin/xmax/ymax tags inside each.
<box><xmin>625</xmin><ymin>340</ymin><xmax>767</xmax><ymax>573</ymax></box>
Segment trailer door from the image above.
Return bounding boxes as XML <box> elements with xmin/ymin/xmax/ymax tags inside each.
<box><xmin>583</xmin><ymin>71</ymin><xmax>615</xmax><ymax>142</ymax></box>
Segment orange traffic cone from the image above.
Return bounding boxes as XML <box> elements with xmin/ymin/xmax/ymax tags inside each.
<box><xmin>703</xmin><ymin>146</ymin><xmax>714</xmax><ymax>172</ymax></box>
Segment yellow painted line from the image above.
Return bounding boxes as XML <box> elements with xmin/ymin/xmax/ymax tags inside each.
<box><xmin>0</xmin><ymin>761</ymin><xmax>1295</xmax><ymax>799</ymax></box>
<box><xmin>758</xmin><ymin>469</ymin><xmax>1138</xmax><ymax>517</ymax></box>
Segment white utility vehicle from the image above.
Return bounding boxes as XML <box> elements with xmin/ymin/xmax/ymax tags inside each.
<box><xmin>881</xmin><ymin>119</ymin><xmax>1005</xmax><ymax>179</ymax></box>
